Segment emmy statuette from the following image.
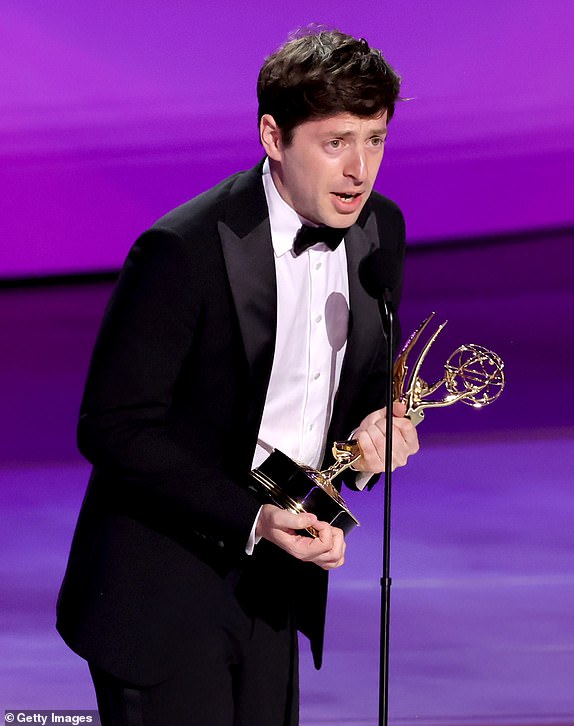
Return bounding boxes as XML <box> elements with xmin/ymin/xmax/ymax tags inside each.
<box><xmin>250</xmin><ymin>312</ymin><xmax>505</xmax><ymax>537</ymax></box>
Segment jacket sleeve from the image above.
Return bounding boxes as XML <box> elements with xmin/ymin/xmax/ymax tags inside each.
<box><xmin>77</xmin><ymin>229</ymin><xmax>261</xmax><ymax>550</ymax></box>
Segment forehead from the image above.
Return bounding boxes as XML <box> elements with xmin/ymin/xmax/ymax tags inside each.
<box><xmin>295</xmin><ymin>111</ymin><xmax>388</xmax><ymax>137</ymax></box>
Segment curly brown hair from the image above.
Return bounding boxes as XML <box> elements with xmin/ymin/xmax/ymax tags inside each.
<box><xmin>257</xmin><ymin>27</ymin><xmax>401</xmax><ymax>145</ymax></box>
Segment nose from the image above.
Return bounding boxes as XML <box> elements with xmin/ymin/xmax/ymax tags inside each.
<box><xmin>344</xmin><ymin>147</ymin><xmax>366</xmax><ymax>183</ymax></box>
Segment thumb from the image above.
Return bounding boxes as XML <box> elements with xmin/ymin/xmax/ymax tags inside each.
<box><xmin>392</xmin><ymin>400</ymin><xmax>407</xmax><ymax>418</ymax></box>
<box><xmin>294</xmin><ymin>510</ymin><xmax>317</xmax><ymax>526</ymax></box>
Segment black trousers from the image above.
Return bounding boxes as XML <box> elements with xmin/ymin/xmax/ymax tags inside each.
<box><xmin>89</xmin><ymin>611</ymin><xmax>299</xmax><ymax>726</ymax></box>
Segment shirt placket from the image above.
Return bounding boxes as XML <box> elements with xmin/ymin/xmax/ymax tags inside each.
<box><xmin>299</xmin><ymin>250</ymin><xmax>332</xmax><ymax>468</ymax></box>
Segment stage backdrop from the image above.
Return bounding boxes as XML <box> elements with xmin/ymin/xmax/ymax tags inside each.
<box><xmin>1</xmin><ymin>0</ymin><xmax>573</xmax><ymax>277</ymax></box>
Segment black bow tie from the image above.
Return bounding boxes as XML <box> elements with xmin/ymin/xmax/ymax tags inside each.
<box><xmin>292</xmin><ymin>224</ymin><xmax>349</xmax><ymax>256</ymax></box>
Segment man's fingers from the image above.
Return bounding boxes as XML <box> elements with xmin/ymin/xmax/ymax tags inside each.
<box><xmin>312</xmin><ymin>518</ymin><xmax>335</xmax><ymax>547</ymax></box>
<box><xmin>394</xmin><ymin>415</ymin><xmax>419</xmax><ymax>451</ymax></box>
<box><xmin>300</xmin><ymin>527</ymin><xmax>345</xmax><ymax>570</ymax></box>
<box><xmin>313</xmin><ymin>528</ymin><xmax>346</xmax><ymax>570</ymax></box>
<box><xmin>257</xmin><ymin>504</ymin><xmax>317</xmax><ymax>539</ymax></box>
<box><xmin>256</xmin><ymin>504</ymin><xmax>347</xmax><ymax>569</ymax></box>
<box><xmin>355</xmin><ymin>409</ymin><xmax>419</xmax><ymax>472</ymax></box>
<box><xmin>276</xmin><ymin>508</ymin><xmax>318</xmax><ymax>531</ymax></box>
<box><xmin>356</xmin><ymin>422</ymin><xmax>391</xmax><ymax>469</ymax></box>
<box><xmin>392</xmin><ymin>400</ymin><xmax>407</xmax><ymax>418</ymax></box>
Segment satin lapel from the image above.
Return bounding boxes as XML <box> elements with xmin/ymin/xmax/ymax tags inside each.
<box><xmin>329</xmin><ymin>210</ymin><xmax>384</xmax><ymax>436</ymax></box>
<box><xmin>218</xmin><ymin>166</ymin><xmax>277</xmax><ymax>433</ymax></box>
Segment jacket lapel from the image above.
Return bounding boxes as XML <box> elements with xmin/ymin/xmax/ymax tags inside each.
<box><xmin>219</xmin><ymin>166</ymin><xmax>386</xmax><ymax>445</ymax></box>
<box><xmin>218</xmin><ymin>164</ymin><xmax>277</xmax><ymax>434</ymax></box>
<box><xmin>329</xmin><ymin>209</ymin><xmax>385</xmax><ymax>437</ymax></box>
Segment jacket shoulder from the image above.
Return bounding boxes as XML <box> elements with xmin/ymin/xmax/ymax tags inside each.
<box><xmin>360</xmin><ymin>190</ymin><xmax>406</xmax><ymax>250</ymax></box>
<box><xmin>148</xmin><ymin>163</ymin><xmax>266</xmax><ymax>242</ymax></box>
<box><xmin>150</xmin><ymin>171</ymin><xmax>242</xmax><ymax>237</ymax></box>
<box><xmin>365</xmin><ymin>190</ymin><xmax>404</xmax><ymax>224</ymax></box>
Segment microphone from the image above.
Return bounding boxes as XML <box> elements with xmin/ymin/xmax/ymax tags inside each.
<box><xmin>359</xmin><ymin>249</ymin><xmax>401</xmax><ymax>337</ymax></box>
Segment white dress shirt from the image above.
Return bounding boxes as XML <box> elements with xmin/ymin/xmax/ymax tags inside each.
<box><xmin>252</xmin><ymin>160</ymin><xmax>350</xmax><ymax>471</ymax></box>
<box><xmin>246</xmin><ymin>160</ymin><xmax>353</xmax><ymax>553</ymax></box>
<box><xmin>245</xmin><ymin>159</ymin><xmax>371</xmax><ymax>554</ymax></box>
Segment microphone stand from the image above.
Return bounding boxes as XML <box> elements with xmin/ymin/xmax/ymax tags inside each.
<box><xmin>378</xmin><ymin>290</ymin><xmax>394</xmax><ymax>726</ymax></box>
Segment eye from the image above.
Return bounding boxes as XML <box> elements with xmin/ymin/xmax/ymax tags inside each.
<box><xmin>329</xmin><ymin>139</ymin><xmax>342</xmax><ymax>149</ymax></box>
<box><xmin>370</xmin><ymin>136</ymin><xmax>385</xmax><ymax>147</ymax></box>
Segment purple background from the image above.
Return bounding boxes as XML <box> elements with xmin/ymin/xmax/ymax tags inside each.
<box><xmin>2</xmin><ymin>2</ymin><xmax>574</xmax><ymax>723</ymax></box>
<box><xmin>2</xmin><ymin>0</ymin><xmax>573</xmax><ymax>277</ymax></box>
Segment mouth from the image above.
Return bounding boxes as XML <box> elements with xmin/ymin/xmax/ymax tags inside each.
<box><xmin>332</xmin><ymin>191</ymin><xmax>363</xmax><ymax>203</ymax></box>
<box><xmin>330</xmin><ymin>191</ymin><xmax>365</xmax><ymax>213</ymax></box>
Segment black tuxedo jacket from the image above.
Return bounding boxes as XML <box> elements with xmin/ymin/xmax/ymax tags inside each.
<box><xmin>57</xmin><ymin>162</ymin><xmax>405</xmax><ymax>686</ymax></box>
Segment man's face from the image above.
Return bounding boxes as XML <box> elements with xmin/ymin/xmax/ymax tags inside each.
<box><xmin>261</xmin><ymin>111</ymin><xmax>388</xmax><ymax>228</ymax></box>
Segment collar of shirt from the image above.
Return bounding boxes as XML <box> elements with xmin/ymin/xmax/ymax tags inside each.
<box><xmin>262</xmin><ymin>157</ymin><xmax>334</xmax><ymax>257</ymax></box>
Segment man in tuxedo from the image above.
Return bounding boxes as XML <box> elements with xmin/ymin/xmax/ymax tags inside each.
<box><xmin>57</xmin><ymin>27</ymin><xmax>419</xmax><ymax>725</ymax></box>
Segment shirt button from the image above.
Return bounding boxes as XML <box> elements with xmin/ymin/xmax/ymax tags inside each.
<box><xmin>309</xmin><ymin>423</ymin><xmax>314</xmax><ymax>431</ymax></box>
<box><xmin>313</xmin><ymin>372</ymin><xmax>321</xmax><ymax>380</ymax></box>
<box><xmin>315</xmin><ymin>315</ymin><xmax>322</xmax><ymax>323</ymax></box>
<box><xmin>315</xmin><ymin>262</ymin><xmax>322</xmax><ymax>270</ymax></box>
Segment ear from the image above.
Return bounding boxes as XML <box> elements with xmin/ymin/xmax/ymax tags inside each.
<box><xmin>260</xmin><ymin>114</ymin><xmax>283</xmax><ymax>161</ymax></box>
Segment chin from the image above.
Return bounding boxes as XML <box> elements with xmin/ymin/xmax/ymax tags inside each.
<box><xmin>334</xmin><ymin>213</ymin><xmax>361</xmax><ymax>228</ymax></box>
<box><xmin>333</xmin><ymin>220</ymin><xmax>356</xmax><ymax>228</ymax></box>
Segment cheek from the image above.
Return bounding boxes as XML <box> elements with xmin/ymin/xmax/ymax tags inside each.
<box><xmin>362</xmin><ymin>164</ymin><xmax>378</xmax><ymax>189</ymax></box>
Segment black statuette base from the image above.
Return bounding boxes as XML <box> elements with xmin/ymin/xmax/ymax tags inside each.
<box><xmin>250</xmin><ymin>449</ymin><xmax>359</xmax><ymax>537</ymax></box>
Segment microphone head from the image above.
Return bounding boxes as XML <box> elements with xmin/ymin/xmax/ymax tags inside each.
<box><xmin>359</xmin><ymin>248</ymin><xmax>401</xmax><ymax>299</ymax></box>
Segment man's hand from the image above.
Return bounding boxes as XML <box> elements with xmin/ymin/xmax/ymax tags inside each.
<box><xmin>256</xmin><ymin>504</ymin><xmax>346</xmax><ymax>570</ymax></box>
<box><xmin>352</xmin><ymin>401</ymin><xmax>419</xmax><ymax>474</ymax></box>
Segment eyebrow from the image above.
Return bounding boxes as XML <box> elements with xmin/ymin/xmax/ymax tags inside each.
<box><xmin>325</xmin><ymin>127</ymin><xmax>388</xmax><ymax>139</ymax></box>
